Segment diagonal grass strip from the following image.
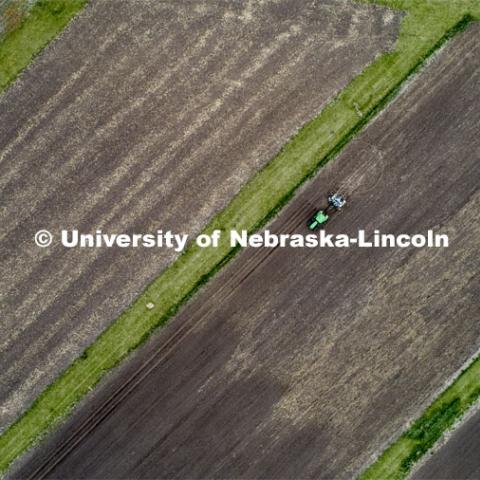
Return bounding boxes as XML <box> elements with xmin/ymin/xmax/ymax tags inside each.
<box><xmin>0</xmin><ymin>0</ymin><xmax>88</xmax><ymax>92</ymax></box>
<box><xmin>360</xmin><ymin>355</ymin><xmax>480</xmax><ymax>480</ymax></box>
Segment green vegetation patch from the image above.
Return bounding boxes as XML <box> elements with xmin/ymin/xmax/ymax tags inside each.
<box><xmin>0</xmin><ymin>0</ymin><xmax>88</xmax><ymax>92</ymax></box>
<box><xmin>0</xmin><ymin>0</ymin><xmax>478</xmax><ymax>475</ymax></box>
<box><xmin>360</xmin><ymin>356</ymin><xmax>480</xmax><ymax>480</ymax></box>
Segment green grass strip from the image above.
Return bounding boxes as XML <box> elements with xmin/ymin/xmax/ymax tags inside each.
<box><xmin>0</xmin><ymin>1</ymin><xmax>477</xmax><ymax>475</ymax></box>
<box><xmin>360</xmin><ymin>355</ymin><xmax>480</xmax><ymax>480</ymax></box>
<box><xmin>0</xmin><ymin>0</ymin><xmax>88</xmax><ymax>92</ymax></box>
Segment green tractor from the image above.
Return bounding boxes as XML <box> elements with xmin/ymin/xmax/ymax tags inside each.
<box><xmin>307</xmin><ymin>209</ymin><xmax>329</xmax><ymax>230</ymax></box>
<box><xmin>307</xmin><ymin>193</ymin><xmax>346</xmax><ymax>231</ymax></box>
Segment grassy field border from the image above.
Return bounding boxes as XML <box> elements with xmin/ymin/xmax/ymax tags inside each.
<box><xmin>0</xmin><ymin>0</ymin><xmax>88</xmax><ymax>92</ymax></box>
<box><xmin>0</xmin><ymin>0</ymin><xmax>478</xmax><ymax>475</ymax></box>
<box><xmin>360</xmin><ymin>355</ymin><xmax>480</xmax><ymax>480</ymax></box>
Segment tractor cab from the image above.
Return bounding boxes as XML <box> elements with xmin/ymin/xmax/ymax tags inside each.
<box><xmin>308</xmin><ymin>209</ymin><xmax>329</xmax><ymax>231</ymax></box>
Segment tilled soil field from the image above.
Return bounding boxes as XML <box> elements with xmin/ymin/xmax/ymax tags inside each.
<box><xmin>12</xmin><ymin>21</ymin><xmax>480</xmax><ymax>480</ymax></box>
<box><xmin>0</xmin><ymin>0</ymin><xmax>401</xmax><ymax>430</ymax></box>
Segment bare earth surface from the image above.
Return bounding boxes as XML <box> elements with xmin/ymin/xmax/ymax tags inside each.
<box><xmin>412</xmin><ymin>409</ymin><xmax>480</xmax><ymax>480</ymax></box>
<box><xmin>0</xmin><ymin>0</ymin><xmax>401</xmax><ymax>430</ymax></box>
<box><xmin>12</xmin><ymin>22</ymin><xmax>480</xmax><ymax>480</ymax></box>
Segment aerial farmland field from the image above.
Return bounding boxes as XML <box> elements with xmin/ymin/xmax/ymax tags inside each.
<box><xmin>1</xmin><ymin>0</ymin><xmax>479</xmax><ymax>479</ymax></box>
<box><xmin>9</xmin><ymin>17</ymin><xmax>480</xmax><ymax>480</ymax></box>
<box><xmin>0</xmin><ymin>0</ymin><xmax>400</xmax><ymax>430</ymax></box>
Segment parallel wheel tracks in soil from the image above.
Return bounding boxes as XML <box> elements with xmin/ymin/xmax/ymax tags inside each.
<box><xmin>26</xmin><ymin>192</ymin><xmax>324</xmax><ymax>479</ymax></box>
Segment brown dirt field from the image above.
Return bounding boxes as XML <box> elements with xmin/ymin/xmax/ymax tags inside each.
<box><xmin>0</xmin><ymin>0</ymin><xmax>401</xmax><ymax>431</ymax></box>
<box><xmin>11</xmin><ymin>21</ymin><xmax>480</xmax><ymax>480</ymax></box>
